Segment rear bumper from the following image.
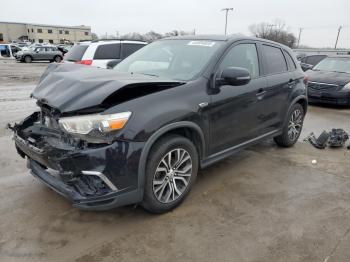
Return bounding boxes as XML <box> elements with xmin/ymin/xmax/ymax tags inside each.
<box><xmin>308</xmin><ymin>90</ymin><xmax>350</xmax><ymax>105</ymax></box>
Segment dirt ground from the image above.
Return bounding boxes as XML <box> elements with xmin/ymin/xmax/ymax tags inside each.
<box><xmin>1</xmin><ymin>60</ymin><xmax>350</xmax><ymax>262</ymax></box>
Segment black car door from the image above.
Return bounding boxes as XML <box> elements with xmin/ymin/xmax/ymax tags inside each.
<box><xmin>258</xmin><ymin>44</ymin><xmax>295</xmax><ymax>134</ymax></box>
<box><xmin>208</xmin><ymin>41</ymin><xmax>267</xmax><ymax>154</ymax></box>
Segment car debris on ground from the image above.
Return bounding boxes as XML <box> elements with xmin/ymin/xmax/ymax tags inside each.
<box><xmin>304</xmin><ymin>128</ymin><xmax>349</xmax><ymax>149</ymax></box>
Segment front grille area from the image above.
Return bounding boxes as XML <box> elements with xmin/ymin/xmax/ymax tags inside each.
<box><xmin>308</xmin><ymin>81</ymin><xmax>340</xmax><ymax>92</ymax></box>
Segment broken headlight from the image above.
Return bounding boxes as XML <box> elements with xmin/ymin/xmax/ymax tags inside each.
<box><xmin>59</xmin><ymin>112</ymin><xmax>132</xmax><ymax>135</ymax></box>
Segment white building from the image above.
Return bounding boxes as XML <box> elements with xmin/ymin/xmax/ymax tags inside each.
<box><xmin>0</xmin><ymin>21</ymin><xmax>91</xmax><ymax>44</ymax></box>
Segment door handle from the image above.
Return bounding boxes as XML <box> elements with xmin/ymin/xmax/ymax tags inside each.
<box><xmin>288</xmin><ymin>79</ymin><xmax>296</xmax><ymax>88</ymax></box>
<box><xmin>256</xmin><ymin>88</ymin><xmax>266</xmax><ymax>96</ymax></box>
<box><xmin>256</xmin><ymin>88</ymin><xmax>266</xmax><ymax>100</ymax></box>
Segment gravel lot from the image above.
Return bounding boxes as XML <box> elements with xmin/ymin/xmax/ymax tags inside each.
<box><xmin>1</xmin><ymin>59</ymin><xmax>350</xmax><ymax>262</ymax></box>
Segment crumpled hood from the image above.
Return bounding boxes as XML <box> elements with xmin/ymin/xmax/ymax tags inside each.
<box><xmin>32</xmin><ymin>63</ymin><xmax>183</xmax><ymax>113</ymax></box>
<box><xmin>306</xmin><ymin>69</ymin><xmax>350</xmax><ymax>86</ymax></box>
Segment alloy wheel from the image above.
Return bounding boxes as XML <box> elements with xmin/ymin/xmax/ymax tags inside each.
<box><xmin>288</xmin><ymin>109</ymin><xmax>303</xmax><ymax>141</ymax></box>
<box><xmin>55</xmin><ymin>56</ymin><xmax>62</xmax><ymax>63</ymax></box>
<box><xmin>152</xmin><ymin>148</ymin><xmax>192</xmax><ymax>203</ymax></box>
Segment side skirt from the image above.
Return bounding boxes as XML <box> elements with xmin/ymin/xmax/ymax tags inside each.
<box><xmin>201</xmin><ymin>130</ymin><xmax>281</xmax><ymax>168</ymax></box>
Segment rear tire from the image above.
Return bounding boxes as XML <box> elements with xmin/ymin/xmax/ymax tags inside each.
<box><xmin>24</xmin><ymin>56</ymin><xmax>32</xmax><ymax>63</ymax></box>
<box><xmin>274</xmin><ymin>103</ymin><xmax>304</xmax><ymax>147</ymax></box>
<box><xmin>142</xmin><ymin>135</ymin><xmax>198</xmax><ymax>213</ymax></box>
<box><xmin>54</xmin><ymin>56</ymin><xmax>62</xmax><ymax>63</ymax></box>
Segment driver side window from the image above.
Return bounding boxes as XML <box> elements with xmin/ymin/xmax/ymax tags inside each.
<box><xmin>219</xmin><ymin>43</ymin><xmax>260</xmax><ymax>78</ymax></box>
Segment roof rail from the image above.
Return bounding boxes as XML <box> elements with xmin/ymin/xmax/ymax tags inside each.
<box><xmin>91</xmin><ymin>38</ymin><xmax>147</xmax><ymax>43</ymax></box>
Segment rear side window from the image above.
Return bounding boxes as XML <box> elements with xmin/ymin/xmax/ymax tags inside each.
<box><xmin>94</xmin><ymin>43</ymin><xmax>121</xmax><ymax>59</ymax></box>
<box><xmin>283</xmin><ymin>50</ymin><xmax>296</xmax><ymax>70</ymax></box>
<box><xmin>121</xmin><ymin>44</ymin><xmax>145</xmax><ymax>58</ymax></box>
<box><xmin>64</xmin><ymin>45</ymin><xmax>88</xmax><ymax>62</ymax></box>
<box><xmin>262</xmin><ymin>45</ymin><xmax>288</xmax><ymax>74</ymax></box>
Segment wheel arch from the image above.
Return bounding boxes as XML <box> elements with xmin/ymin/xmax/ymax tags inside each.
<box><xmin>137</xmin><ymin>121</ymin><xmax>205</xmax><ymax>198</ymax></box>
<box><xmin>281</xmin><ymin>95</ymin><xmax>307</xmax><ymax>130</ymax></box>
<box><xmin>293</xmin><ymin>96</ymin><xmax>308</xmax><ymax>114</ymax></box>
<box><xmin>23</xmin><ymin>54</ymin><xmax>33</xmax><ymax>61</ymax></box>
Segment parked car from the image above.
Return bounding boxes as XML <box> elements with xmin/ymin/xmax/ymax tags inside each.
<box><xmin>306</xmin><ymin>56</ymin><xmax>350</xmax><ymax>105</ymax></box>
<box><xmin>56</xmin><ymin>45</ymin><xmax>72</xmax><ymax>55</ymax></box>
<box><xmin>11</xmin><ymin>35</ymin><xmax>307</xmax><ymax>213</ymax></box>
<box><xmin>0</xmin><ymin>44</ymin><xmax>15</xmax><ymax>58</ymax></box>
<box><xmin>299</xmin><ymin>54</ymin><xmax>327</xmax><ymax>71</ymax></box>
<box><xmin>15</xmin><ymin>46</ymin><xmax>63</xmax><ymax>63</ymax></box>
<box><xmin>63</xmin><ymin>39</ymin><xmax>147</xmax><ymax>68</ymax></box>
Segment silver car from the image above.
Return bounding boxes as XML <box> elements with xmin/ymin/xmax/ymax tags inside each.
<box><xmin>15</xmin><ymin>46</ymin><xmax>63</xmax><ymax>63</ymax></box>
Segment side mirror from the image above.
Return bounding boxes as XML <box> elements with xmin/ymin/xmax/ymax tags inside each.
<box><xmin>217</xmin><ymin>67</ymin><xmax>251</xmax><ymax>86</ymax></box>
<box><xmin>106</xmin><ymin>59</ymin><xmax>121</xmax><ymax>69</ymax></box>
<box><xmin>300</xmin><ymin>63</ymin><xmax>313</xmax><ymax>72</ymax></box>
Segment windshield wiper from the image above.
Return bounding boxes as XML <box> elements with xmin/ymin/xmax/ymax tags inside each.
<box><xmin>333</xmin><ymin>71</ymin><xmax>349</xmax><ymax>74</ymax></box>
<box><xmin>134</xmin><ymin>72</ymin><xmax>159</xmax><ymax>77</ymax></box>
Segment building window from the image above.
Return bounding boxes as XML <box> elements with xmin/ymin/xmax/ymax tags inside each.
<box><xmin>65</xmin><ymin>30</ymin><xmax>69</xmax><ymax>35</ymax></box>
<box><xmin>84</xmin><ymin>32</ymin><xmax>89</xmax><ymax>36</ymax></box>
<box><xmin>49</xmin><ymin>40</ymin><xmax>54</xmax><ymax>44</ymax></box>
<box><xmin>27</xmin><ymin>29</ymin><xmax>30</xmax><ymax>33</ymax></box>
<box><xmin>37</xmin><ymin>28</ymin><xmax>43</xmax><ymax>33</ymax></box>
<box><xmin>31</xmin><ymin>29</ymin><xmax>34</xmax><ymax>33</ymax></box>
<box><xmin>0</xmin><ymin>33</ymin><xmax>3</xmax><ymax>41</ymax></box>
<box><xmin>59</xmin><ymin>30</ymin><xmax>63</xmax><ymax>34</ymax></box>
<box><xmin>48</xmin><ymin>29</ymin><xmax>53</xmax><ymax>34</ymax></box>
<box><xmin>38</xmin><ymin>39</ymin><xmax>43</xmax><ymax>43</ymax></box>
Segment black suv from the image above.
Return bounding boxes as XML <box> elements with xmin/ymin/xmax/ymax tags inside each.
<box><xmin>11</xmin><ymin>35</ymin><xmax>307</xmax><ymax>213</ymax></box>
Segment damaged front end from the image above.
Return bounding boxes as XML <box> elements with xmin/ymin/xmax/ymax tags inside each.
<box><xmin>10</xmin><ymin>106</ymin><xmax>143</xmax><ymax>210</ymax></box>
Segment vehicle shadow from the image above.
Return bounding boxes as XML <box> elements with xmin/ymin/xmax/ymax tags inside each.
<box><xmin>308</xmin><ymin>102</ymin><xmax>350</xmax><ymax>110</ymax></box>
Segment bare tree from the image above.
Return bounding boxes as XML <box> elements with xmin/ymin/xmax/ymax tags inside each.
<box><xmin>249</xmin><ymin>19</ymin><xmax>296</xmax><ymax>48</ymax></box>
<box><xmin>119</xmin><ymin>30</ymin><xmax>193</xmax><ymax>43</ymax></box>
<box><xmin>91</xmin><ymin>32</ymin><xmax>98</xmax><ymax>40</ymax></box>
<box><xmin>143</xmin><ymin>31</ymin><xmax>163</xmax><ymax>42</ymax></box>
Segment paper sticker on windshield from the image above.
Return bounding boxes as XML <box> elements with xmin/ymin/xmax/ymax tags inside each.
<box><xmin>187</xmin><ymin>41</ymin><xmax>216</xmax><ymax>47</ymax></box>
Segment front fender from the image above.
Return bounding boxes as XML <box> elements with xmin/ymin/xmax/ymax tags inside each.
<box><xmin>136</xmin><ymin>121</ymin><xmax>206</xmax><ymax>199</ymax></box>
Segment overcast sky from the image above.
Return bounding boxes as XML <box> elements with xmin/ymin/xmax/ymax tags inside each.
<box><xmin>2</xmin><ymin>0</ymin><xmax>350</xmax><ymax>48</ymax></box>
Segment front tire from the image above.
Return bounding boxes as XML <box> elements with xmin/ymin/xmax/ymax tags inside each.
<box><xmin>24</xmin><ymin>56</ymin><xmax>32</xmax><ymax>63</ymax></box>
<box><xmin>142</xmin><ymin>135</ymin><xmax>199</xmax><ymax>213</ymax></box>
<box><xmin>274</xmin><ymin>103</ymin><xmax>305</xmax><ymax>147</ymax></box>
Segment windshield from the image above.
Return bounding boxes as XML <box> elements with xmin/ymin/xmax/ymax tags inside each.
<box><xmin>313</xmin><ymin>57</ymin><xmax>350</xmax><ymax>74</ymax></box>
<box><xmin>114</xmin><ymin>39</ymin><xmax>223</xmax><ymax>81</ymax></box>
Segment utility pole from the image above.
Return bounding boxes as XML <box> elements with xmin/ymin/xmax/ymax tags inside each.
<box><xmin>221</xmin><ymin>8</ymin><xmax>233</xmax><ymax>35</ymax></box>
<box><xmin>297</xmin><ymin>28</ymin><xmax>303</xmax><ymax>48</ymax></box>
<box><xmin>334</xmin><ymin>26</ymin><xmax>342</xmax><ymax>49</ymax></box>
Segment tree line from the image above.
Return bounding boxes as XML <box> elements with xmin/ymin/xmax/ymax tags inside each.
<box><xmin>92</xmin><ymin>20</ymin><xmax>297</xmax><ymax>48</ymax></box>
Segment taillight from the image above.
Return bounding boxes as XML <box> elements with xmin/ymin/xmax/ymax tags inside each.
<box><xmin>303</xmin><ymin>75</ymin><xmax>309</xmax><ymax>85</ymax></box>
<box><xmin>75</xmin><ymin>59</ymin><xmax>92</xmax><ymax>65</ymax></box>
